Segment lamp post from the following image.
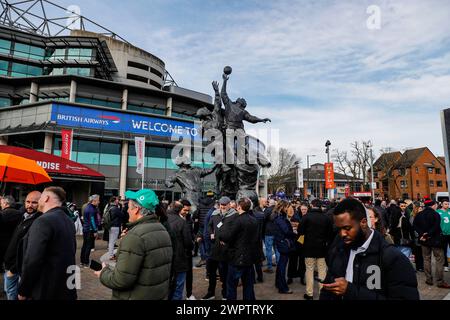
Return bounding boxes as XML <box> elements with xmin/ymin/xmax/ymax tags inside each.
<box><xmin>307</xmin><ymin>155</ymin><xmax>316</xmax><ymax>199</ymax></box>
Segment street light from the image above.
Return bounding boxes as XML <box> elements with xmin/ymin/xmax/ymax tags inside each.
<box><xmin>307</xmin><ymin>155</ymin><xmax>316</xmax><ymax>199</ymax></box>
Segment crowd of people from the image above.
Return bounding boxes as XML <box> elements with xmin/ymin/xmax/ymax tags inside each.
<box><xmin>1</xmin><ymin>188</ymin><xmax>450</xmax><ymax>300</ymax></box>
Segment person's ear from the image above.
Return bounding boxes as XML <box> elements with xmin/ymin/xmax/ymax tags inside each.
<box><xmin>360</xmin><ymin>217</ymin><xmax>368</xmax><ymax>229</ymax></box>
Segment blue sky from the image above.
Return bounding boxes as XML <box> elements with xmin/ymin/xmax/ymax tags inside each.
<box><xmin>49</xmin><ymin>0</ymin><xmax>450</xmax><ymax>165</ymax></box>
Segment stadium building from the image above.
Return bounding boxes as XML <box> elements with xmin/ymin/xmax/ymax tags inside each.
<box><xmin>0</xmin><ymin>0</ymin><xmax>267</xmax><ymax>205</ymax></box>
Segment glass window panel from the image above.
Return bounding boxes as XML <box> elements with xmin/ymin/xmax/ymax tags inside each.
<box><xmin>79</xmin><ymin>48</ymin><xmax>92</xmax><ymax>58</ymax></box>
<box><xmin>128</xmin><ymin>155</ymin><xmax>137</xmax><ymax>167</ymax></box>
<box><xmin>68</xmin><ymin>48</ymin><xmax>80</xmax><ymax>57</ymax></box>
<box><xmin>0</xmin><ymin>59</ymin><xmax>8</xmax><ymax>71</ymax></box>
<box><xmin>28</xmin><ymin>65</ymin><xmax>42</xmax><ymax>76</ymax></box>
<box><xmin>51</xmin><ymin>68</ymin><xmax>64</xmax><ymax>75</ymax></box>
<box><xmin>78</xmin><ymin>68</ymin><xmax>91</xmax><ymax>76</ymax></box>
<box><xmin>100</xmin><ymin>154</ymin><xmax>120</xmax><ymax>166</ymax></box>
<box><xmin>100</xmin><ymin>142</ymin><xmax>120</xmax><ymax>154</ymax></box>
<box><xmin>0</xmin><ymin>39</ymin><xmax>11</xmax><ymax>50</ymax></box>
<box><xmin>108</xmin><ymin>101</ymin><xmax>121</xmax><ymax>109</ymax></box>
<box><xmin>66</xmin><ymin>68</ymin><xmax>78</xmax><ymax>75</ymax></box>
<box><xmin>76</xmin><ymin>152</ymin><xmax>99</xmax><ymax>165</ymax></box>
<box><xmin>148</xmin><ymin>146</ymin><xmax>166</xmax><ymax>158</ymax></box>
<box><xmin>77</xmin><ymin>140</ymin><xmax>99</xmax><ymax>153</ymax></box>
<box><xmin>11</xmin><ymin>63</ymin><xmax>28</xmax><ymax>74</ymax></box>
<box><xmin>0</xmin><ymin>97</ymin><xmax>10</xmax><ymax>107</ymax></box>
<box><xmin>147</xmin><ymin>158</ymin><xmax>166</xmax><ymax>169</ymax></box>
<box><xmin>166</xmin><ymin>158</ymin><xmax>178</xmax><ymax>170</ymax></box>
<box><xmin>14</xmin><ymin>43</ymin><xmax>30</xmax><ymax>58</ymax></box>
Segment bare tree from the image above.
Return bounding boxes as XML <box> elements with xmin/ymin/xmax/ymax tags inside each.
<box><xmin>267</xmin><ymin>147</ymin><xmax>301</xmax><ymax>193</ymax></box>
<box><xmin>332</xmin><ymin>149</ymin><xmax>350</xmax><ymax>183</ymax></box>
<box><xmin>351</xmin><ymin>141</ymin><xmax>372</xmax><ymax>189</ymax></box>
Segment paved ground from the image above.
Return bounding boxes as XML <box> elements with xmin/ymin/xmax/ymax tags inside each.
<box><xmin>1</xmin><ymin>236</ymin><xmax>450</xmax><ymax>300</ymax></box>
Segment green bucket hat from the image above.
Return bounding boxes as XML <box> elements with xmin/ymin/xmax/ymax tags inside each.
<box><xmin>125</xmin><ymin>189</ymin><xmax>159</xmax><ymax>212</ymax></box>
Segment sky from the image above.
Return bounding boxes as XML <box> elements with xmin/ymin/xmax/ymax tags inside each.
<box><xmin>37</xmin><ymin>0</ymin><xmax>450</xmax><ymax>166</ymax></box>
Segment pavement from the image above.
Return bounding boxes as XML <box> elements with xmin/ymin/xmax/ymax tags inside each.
<box><xmin>1</xmin><ymin>236</ymin><xmax>450</xmax><ymax>300</ymax></box>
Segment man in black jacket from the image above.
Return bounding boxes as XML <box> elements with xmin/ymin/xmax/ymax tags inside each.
<box><xmin>413</xmin><ymin>198</ymin><xmax>450</xmax><ymax>288</ymax></box>
<box><xmin>195</xmin><ymin>194</ymin><xmax>215</xmax><ymax>267</ymax></box>
<box><xmin>299</xmin><ymin>199</ymin><xmax>333</xmax><ymax>300</ymax></box>
<box><xmin>106</xmin><ymin>197</ymin><xmax>124</xmax><ymax>260</ymax></box>
<box><xmin>167</xmin><ymin>200</ymin><xmax>193</xmax><ymax>300</ymax></box>
<box><xmin>18</xmin><ymin>187</ymin><xmax>77</xmax><ymax>300</ymax></box>
<box><xmin>389</xmin><ymin>201</ymin><xmax>415</xmax><ymax>259</ymax></box>
<box><xmin>3</xmin><ymin>191</ymin><xmax>42</xmax><ymax>300</ymax></box>
<box><xmin>0</xmin><ymin>195</ymin><xmax>22</xmax><ymax>273</ymax></box>
<box><xmin>320</xmin><ymin>198</ymin><xmax>419</xmax><ymax>300</ymax></box>
<box><xmin>202</xmin><ymin>196</ymin><xmax>237</xmax><ymax>300</ymax></box>
<box><xmin>263</xmin><ymin>199</ymin><xmax>278</xmax><ymax>273</ymax></box>
<box><xmin>221</xmin><ymin>197</ymin><xmax>260</xmax><ymax>300</ymax></box>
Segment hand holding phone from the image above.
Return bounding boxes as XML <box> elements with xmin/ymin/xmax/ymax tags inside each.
<box><xmin>89</xmin><ymin>260</ymin><xmax>103</xmax><ymax>271</ymax></box>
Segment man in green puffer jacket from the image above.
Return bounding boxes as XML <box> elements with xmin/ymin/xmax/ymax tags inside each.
<box><xmin>96</xmin><ymin>189</ymin><xmax>173</xmax><ymax>300</ymax></box>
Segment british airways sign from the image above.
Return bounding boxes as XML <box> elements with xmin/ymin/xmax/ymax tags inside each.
<box><xmin>51</xmin><ymin>104</ymin><xmax>200</xmax><ymax>138</ymax></box>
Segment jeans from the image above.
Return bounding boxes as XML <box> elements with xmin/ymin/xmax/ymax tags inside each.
<box><xmin>108</xmin><ymin>227</ymin><xmax>120</xmax><ymax>258</ymax></box>
<box><xmin>305</xmin><ymin>258</ymin><xmax>327</xmax><ymax>297</ymax></box>
<box><xmin>422</xmin><ymin>246</ymin><xmax>445</xmax><ymax>285</ymax></box>
<box><xmin>397</xmin><ymin>246</ymin><xmax>412</xmax><ymax>259</ymax></box>
<box><xmin>227</xmin><ymin>265</ymin><xmax>256</xmax><ymax>300</ymax></box>
<box><xmin>80</xmin><ymin>232</ymin><xmax>95</xmax><ymax>264</ymax></box>
<box><xmin>264</xmin><ymin>236</ymin><xmax>280</xmax><ymax>269</ymax></box>
<box><xmin>170</xmin><ymin>272</ymin><xmax>186</xmax><ymax>300</ymax></box>
<box><xmin>275</xmin><ymin>253</ymin><xmax>289</xmax><ymax>293</ymax></box>
<box><xmin>3</xmin><ymin>271</ymin><xmax>19</xmax><ymax>300</ymax></box>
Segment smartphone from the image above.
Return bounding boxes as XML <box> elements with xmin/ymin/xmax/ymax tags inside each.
<box><xmin>89</xmin><ymin>260</ymin><xmax>103</xmax><ymax>271</ymax></box>
<box><xmin>314</xmin><ymin>277</ymin><xmax>325</xmax><ymax>284</ymax></box>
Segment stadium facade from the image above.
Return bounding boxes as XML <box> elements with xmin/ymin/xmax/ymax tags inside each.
<box><xmin>0</xmin><ymin>1</ymin><xmax>268</xmax><ymax>205</ymax></box>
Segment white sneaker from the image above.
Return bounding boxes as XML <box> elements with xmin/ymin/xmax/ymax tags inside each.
<box><xmin>445</xmin><ymin>267</ymin><xmax>449</xmax><ymax>272</ymax></box>
<box><xmin>186</xmin><ymin>295</ymin><xmax>197</xmax><ymax>300</ymax></box>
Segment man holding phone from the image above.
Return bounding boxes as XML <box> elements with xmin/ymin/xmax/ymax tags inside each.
<box><xmin>319</xmin><ymin>198</ymin><xmax>419</xmax><ymax>300</ymax></box>
<box><xmin>94</xmin><ymin>189</ymin><xmax>173</xmax><ymax>300</ymax></box>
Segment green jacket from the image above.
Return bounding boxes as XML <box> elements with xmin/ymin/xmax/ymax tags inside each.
<box><xmin>100</xmin><ymin>214</ymin><xmax>173</xmax><ymax>300</ymax></box>
<box><xmin>437</xmin><ymin>209</ymin><xmax>450</xmax><ymax>236</ymax></box>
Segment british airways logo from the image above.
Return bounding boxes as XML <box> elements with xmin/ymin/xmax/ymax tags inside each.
<box><xmin>99</xmin><ymin>115</ymin><xmax>121</xmax><ymax>124</ymax></box>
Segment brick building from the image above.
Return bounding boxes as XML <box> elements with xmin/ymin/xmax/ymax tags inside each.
<box><xmin>372</xmin><ymin>147</ymin><xmax>448</xmax><ymax>200</ymax></box>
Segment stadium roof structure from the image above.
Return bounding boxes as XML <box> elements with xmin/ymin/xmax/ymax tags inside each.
<box><xmin>0</xmin><ymin>0</ymin><xmax>129</xmax><ymax>43</ymax></box>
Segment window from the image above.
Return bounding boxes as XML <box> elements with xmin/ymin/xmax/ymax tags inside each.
<box><xmin>127</xmin><ymin>104</ymin><xmax>166</xmax><ymax>115</ymax></box>
<box><xmin>128</xmin><ymin>61</ymin><xmax>149</xmax><ymax>71</ymax></box>
<box><xmin>75</xmin><ymin>97</ymin><xmax>121</xmax><ymax>109</ymax></box>
<box><xmin>75</xmin><ymin>139</ymin><xmax>100</xmax><ymax>165</ymax></box>
<box><xmin>0</xmin><ymin>39</ymin><xmax>11</xmax><ymax>55</ymax></box>
<box><xmin>416</xmin><ymin>180</ymin><xmax>419</xmax><ymax>187</ymax></box>
<box><xmin>172</xmin><ymin>111</ymin><xmax>197</xmax><ymax>121</ymax></box>
<box><xmin>399</xmin><ymin>168</ymin><xmax>406</xmax><ymax>176</ymax></box>
<box><xmin>10</xmin><ymin>62</ymin><xmax>42</xmax><ymax>77</ymax></box>
<box><xmin>0</xmin><ymin>59</ymin><xmax>8</xmax><ymax>75</ymax></box>
<box><xmin>150</xmin><ymin>79</ymin><xmax>162</xmax><ymax>89</ymax></box>
<box><xmin>400</xmin><ymin>180</ymin><xmax>407</xmax><ymax>188</ymax></box>
<box><xmin>99</xmin><ymin>142</ymin><xmax>121</xmax><ymax>166</ymax></box>
<box><xmin>67</xmin><ymin>67</ymin><xmax>92</xmax><ymax>76</ymax></box>
<box><xmin>127</xmin><ymin>73</ymin><xmax>148</xmax><ymax>83</ymax></box>
<box><xmin>430</xmin><ymin>180</ymin><xmax>434</xmax><ymax>187</ymax></box>
<box><xmin>402</xmin><ymin>193</ymin><xmax>409</xmax><ymax>200</ymax></box>
<box><xmin>373</xmin><ymin>172</ymin><xmax>378</xmax><ymax>178</ymax></box>
<box><xmin>415</xmin><ymin>167</ymin><xmax>419</xmax><ymax>173</ymax></box>
<box><xmin>428</xmin><ymin>168</ymin><xmax>433</xmax><ymax>174</ymax></box>
<box><xmin>437</xmin><ymin>181</ymin><xmax>443</xmax><ymax>187</ymax></box>
<box><xmin>436</xmin><ymin>168</ymin><xmax>441</xmax><ymax>174</ymax></box>
<box><xmin>0</xmin><ymin>97</ymin><xmax>11</xmax><ymax>107</ymax></box>
<box><xmin>13</xmin><ymin>43</ymin><xmax>45</xmax><ymax>60</ymax></box>
<box><xmin>150</xmin><ymin>67</ymin><xmax>163</xmax><ymax>78</ymax></box>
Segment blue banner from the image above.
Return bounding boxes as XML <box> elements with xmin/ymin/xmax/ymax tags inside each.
<box><xmin>51</xmin><ymin>103</ymin><xmax>200</xmax><ymax>139</ymax></box>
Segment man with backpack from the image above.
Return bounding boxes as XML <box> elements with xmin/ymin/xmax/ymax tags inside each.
<box><xmin>103</xmin><ymin>196</ymin><xmax>124</xmax><ymax>261</ymax></box>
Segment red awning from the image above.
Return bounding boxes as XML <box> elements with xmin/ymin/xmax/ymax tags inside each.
<box><xmin>0</xmin><ymin>145</ymin><xmax>105</xmax><ymax>181</ymax></box>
